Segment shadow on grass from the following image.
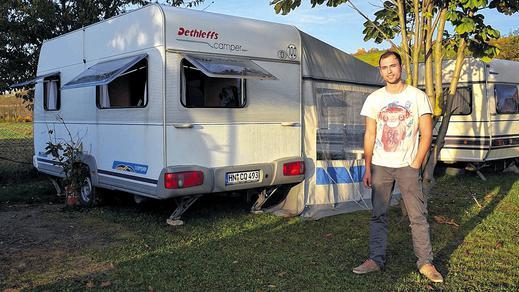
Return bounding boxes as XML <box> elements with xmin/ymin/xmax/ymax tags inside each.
<box><xmin>23</xmin><ymin>194</ymin><xmax>393</xmax><ymax>290</ymax></box>
<box><xmin>428</xmin><ymin>172</ymin><xmax>517</xmax><ymax>283</ymax></box>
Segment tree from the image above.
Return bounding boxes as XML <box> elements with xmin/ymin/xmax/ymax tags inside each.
<box><xmin>492</xmin><ymin>29</ymin><xmax>519</xmax><ymax>61</ymax></box>
<box><xmin>0</xmin><ymin>0</ymin><xmax>204</xmax><ymax>95</ymax></box>
<box><xmin>271</xmin><ymin>0</ymin><xmax>518</xmax><ymax>192</ymax></box>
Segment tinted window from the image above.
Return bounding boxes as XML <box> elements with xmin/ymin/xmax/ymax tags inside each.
<box><xmin>495</xmin><ymin>84</ymin><xmax>519</xmax><ymax>114</ymax></box>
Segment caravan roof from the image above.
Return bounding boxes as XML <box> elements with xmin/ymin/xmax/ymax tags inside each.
<box><xmin>37</xmin><ymin>4</ymin><xmax>383</xmax><ymax>86</ymax></box>
<box><xmin>418</xmin><ymin>58</ymin><xmax>519</xmax><ymax>85</ymax></box>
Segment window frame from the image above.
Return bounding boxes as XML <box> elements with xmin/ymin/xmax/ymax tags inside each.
<box><xmin>180</xmin><ymin>58</ymin><xmax>247</xmax><ymax>109</ymax></box>
<box><xmin>443</xmin><ymin>86</ymin><xmax>473</xmax><ymax>116</ymax></box>
<box><xmin>43</xmin><ymin>74</ymin><xmax>61</xmax><ymax>112</ymax></box>
<box><xmin>494</xmin><ymin>83</ymin><xmax>519</xmax><ymax>115</ymax></box>
<box><xmin>95</xmin><ymin>57</ymin><xmax>149</xmax><ymax>110</ymax></box>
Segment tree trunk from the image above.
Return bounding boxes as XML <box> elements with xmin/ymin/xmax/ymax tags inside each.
<box><xmin>397</xmin><ymin>0</ymin><xmax>412</xmax><ymax>84</ymax></box>
<box><xmin>433</xmin><ymin>8</ymin><xmax>447</xmax><ymax>117</ymax></box>
<box><xmin>424</xmin><ymin>3</ymin><xmax>434</xmax><ymax>109</ymax></box>
<box><xmin>421</xmin><ymin>8</ymin><xmax>448</xmax><ymax>194</ymax></box>
<box><xmin>423</xmin><ymin>38</ymin><xmax>467</xmax><ymax>195</ymax></box>
<box><xmin>411</xmin><ymin>0</ymin><xmax>422</xmax><ymax>86</ymax></box>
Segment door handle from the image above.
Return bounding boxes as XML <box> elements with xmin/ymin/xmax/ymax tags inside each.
<box><xmin>173</xmin><ymin>123</ymin><xmax>194</xmax><ymax>129</ymax></box>
<box><xmin>281</xmin><ymin>122</ymin><xmax>298</xmax><ymax>127</ymax></box>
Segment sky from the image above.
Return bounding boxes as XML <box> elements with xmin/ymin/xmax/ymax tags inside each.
<box><xmin>188</xmin><ymin>0</ymin><xmax>519</xmax><ymax>54</ymax></box>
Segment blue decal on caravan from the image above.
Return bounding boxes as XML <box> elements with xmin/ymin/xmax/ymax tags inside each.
<box><xmin>316</xmin><ymin>166</ymin><xmax>365</xmax><ymax>185</ymax></box>
<box><xmin>112</xmin><ymin>161</ymin><xmax>148</xmax><ymax>174</ymax></box>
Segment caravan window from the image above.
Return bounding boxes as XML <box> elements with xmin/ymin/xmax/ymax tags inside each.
<box><xmin>315</xmin><ymin>85</ymin><xmax>374</xmax><ymax>160</ymax></box>
<box><xmin>495</xmin><ymin>84</ymin><xmax>519</xmax><ymax>114</ymax></box>
<box><xmin>43</xmin><ymin>75</ymin><xmax>61</xmax><ymax>111</ymax></box>
<box><xmin>181</xmin><ymin>59</ymin><xmax>246</xmax><ymax>108</ymax></box>
<box><xmin>61</xmin><ymin>54</ymin><xmax>148</xmax><ymax>108</ymax></box>
<box><xmin>443</xmin><ymin>87</ymin><xmax>472</xmax><ymax>115</ymax></box>
<box><xmin>96</xmin><ymin>58</ymin><xmax>148</xmax><ymax>108</ymax></box>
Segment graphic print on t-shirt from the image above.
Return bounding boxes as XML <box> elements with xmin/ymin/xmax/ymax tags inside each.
<box><xmin>377</xmin><ymin>102</ymin><xmax>414</xmax><ymax>152</ymax></box>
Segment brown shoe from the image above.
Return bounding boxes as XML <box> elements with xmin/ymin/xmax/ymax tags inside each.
<box><xmin>419</xmin><ymin>263</ymin><xmax>444</xmax><ymax>283</ymax></box>
<box><xmin>352</xmin><ymin>259</ymin><xmax>381</xmax><ymax>274</ymax></box>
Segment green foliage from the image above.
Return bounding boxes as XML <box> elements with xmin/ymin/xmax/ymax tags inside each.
<box><xmin>361</xmin><ymin>1</ymin><xmax>401</xmax><ymax>44</ymax></box>
<box><xmin>489</xmin><ymin>0</ymin><xmax>519</xmax><ymax>15</ymax></box>
<box><xmin>245</xmin><ymin>0</ymin><xmax>516</xmax><ymax>69</ymax></box>
<box><xmin>271</xmin><ymin>0</ymin><xmax>350</xmax><ymax>15</ymax></box>
<box><xmin>492</xmin><ymin>30</ymin><xmax>519</xmax><ymax>61</ymax></box>
<box><xmin>0</xmin><ymin>0</ymin><xmax>204</xmax><ymax>95</ymax></box>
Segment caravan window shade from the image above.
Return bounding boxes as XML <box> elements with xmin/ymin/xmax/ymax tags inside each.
<box><xmin>10</xmin><ymin>72</ymin><xmax>60</xmax><ymax>89</ymax></box>
<box><xmin>62</xmin><ymin>54</ymin><xmax>147</xmax><ymax>89</ymax></box>
<box><xmin>183</xmin><ymin>54</ymin><xmax>277</xmax><ymax>80</ymax></box>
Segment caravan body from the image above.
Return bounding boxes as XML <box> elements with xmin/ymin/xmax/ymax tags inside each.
<box><xmin>420</xmin><ymin>59</ymin><xmax>519</xmax><ymax>163</ymax></box>
<box><xmin>29</xmin><ymin>4</ymin><xmax>384</xmax><ymax>218</ymax></box>
<box><xmin>32</xmin><ymin>4</ymin><xmax>304</xmax><ymax>200</ymax></box>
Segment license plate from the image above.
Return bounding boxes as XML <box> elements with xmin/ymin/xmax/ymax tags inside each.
<box><xmin>225</xmin><ymin>170</ymin><xmax>260</xmax><ymax>185</ymax></box>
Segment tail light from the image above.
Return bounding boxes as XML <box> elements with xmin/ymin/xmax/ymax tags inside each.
<box><xmin>165</xmin><ymin>171</ymin><xmax>204</xmax><ymax>189</ymax></box>
<box><xmin>283</xmin><ymin>161</ymin><xmax>305</xmax><ymax>176</ymax></box>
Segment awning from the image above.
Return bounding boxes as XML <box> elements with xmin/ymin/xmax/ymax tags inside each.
<box><xmin>10</xmin><ymin>72</ymin><xmax>60</xmax><ymax>89</ymax></box>
<box><xmin>62</xmin><ymin>54</ymin><xmax>147</xmax><ymax>90</ymax></box>
<box><xmin>183</xmin><ymin>54</ymin><xmax>277</xmax><ymax>80</ymax></box>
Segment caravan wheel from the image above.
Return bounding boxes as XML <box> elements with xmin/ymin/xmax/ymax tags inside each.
<box><xmin>79</xmin><ymin>176</ymin><xmax>96</xmax><ymax>207</ymax></box>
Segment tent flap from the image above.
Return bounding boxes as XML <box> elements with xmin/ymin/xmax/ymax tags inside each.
<box><xmin>183</xmin><ymin>54</ymin><xmax>277</xmax><ymax>80</ymax></box>
<box><xmin>62</xmin><ymin>53</ymin><xmax>147</xmax><ymax>90</ymax></box>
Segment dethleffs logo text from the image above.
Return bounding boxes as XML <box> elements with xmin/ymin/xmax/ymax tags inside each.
<box><xmin>177</xmin><ymin>27</ymin><xmax>219</xmax><ymax>40</ymax></box>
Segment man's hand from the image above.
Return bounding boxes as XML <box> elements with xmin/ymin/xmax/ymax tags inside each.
<box><xmin>410</xmin><ymin>161</ymin><xmax>421</xmax><ymax>170</ymax></box>
<box><xmin>363</xmin><ymin>170</ymin><xmax>372</xmax><ymax>188</ymax></box>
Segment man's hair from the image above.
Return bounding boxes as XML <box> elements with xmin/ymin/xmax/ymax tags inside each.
<box><xmin>379</xmin><ymin>51</ymin><xmax>402</xmax><ymax>66</ymax></box>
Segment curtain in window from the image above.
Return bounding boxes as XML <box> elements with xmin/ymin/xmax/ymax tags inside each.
<box><xmin>99</xmin><ymin>85</ymin><xmax>110</xmax><ymax>108</ymax></box>
<box><xmin>46</xmin><ymin>80</ymin><xmax>58</xmax><ymax>110</ymax></box>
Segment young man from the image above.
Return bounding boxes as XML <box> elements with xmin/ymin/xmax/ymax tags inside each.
<box><xmin>353</xmin><ymin>51</ymin><xmax>443</xmax><ymax>283</ymax></box>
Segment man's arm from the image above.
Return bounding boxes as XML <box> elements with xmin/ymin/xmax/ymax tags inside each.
<box><xmin>410</xmin><ymin>113</ymin><xmax>433</xmax><ymax>169</ymax></box>
<box><xmin>363</xmin><ymin>117</ymin><xmax>377</xmax><ymax>188</ymax></box>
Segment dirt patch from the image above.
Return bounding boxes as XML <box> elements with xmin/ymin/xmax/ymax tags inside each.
<box><xmin>0</xmin><ymin>203</ymin><xmax>122</xmax><ymax>289</ymax></box>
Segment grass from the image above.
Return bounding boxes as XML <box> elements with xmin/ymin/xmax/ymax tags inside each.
<box><xmin>0</xmin><ymin>122</ymin><xmax>33</xmax><ymax>140</ymax></box>
<box><xmin>0</xmin><ymin>122</ymin><xmax>38</xmax><ymax>184</ymax></box>
<box><xmin>1</xmin><ymin>171</ymin><xmax>518</xmax><ymax>291</ymax></box>
<box><xmin>354</xmin><ymin>51</ymin><xmax>386</xmax><ymax>67</ymax></box>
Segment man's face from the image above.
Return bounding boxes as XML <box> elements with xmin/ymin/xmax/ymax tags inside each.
<box><xmin>379</xmin><ymin>55</ymin><xmax>402</xmax><ymax>84</ymax></box>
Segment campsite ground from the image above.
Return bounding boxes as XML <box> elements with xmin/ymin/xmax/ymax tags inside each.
<box><xmin>1</xmin><ymin>122</ymin><xmax>518</xmax><ymax>291</ymax></box>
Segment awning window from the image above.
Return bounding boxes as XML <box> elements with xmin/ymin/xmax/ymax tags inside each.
<box><xmin>183</xmin><ymin>54</ymin><xmax>277</xmax><ymax>80</ymax></box>
<box><xmin>10</xmin><ymin>72</ymin><xmax>60</xmax><ymax>89</ymax></box>
<box><xmin>62</xmin><ymin>54</ymin><xmax>147</xmax><ymax>90</ymax></box>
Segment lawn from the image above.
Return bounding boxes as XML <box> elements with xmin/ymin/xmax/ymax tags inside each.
<box><xmin>1</xmin><ymin>171</ymin><xmax>518</xmax><ymax>291</ymax></box>
<box><xmin>0</xmin><ymin>122</ymin><xmax>33</xmax><ymax>140</ymax></box>
<box><xmin>0</xmin><ymin>122</ymin><xmax>38</xmax><ymax>184</ymax></box>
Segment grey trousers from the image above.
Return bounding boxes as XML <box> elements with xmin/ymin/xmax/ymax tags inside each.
<box><xmin>369</xmin><ymin>165</ymin><xmax>433</xmax><ymax>269</ymax></box>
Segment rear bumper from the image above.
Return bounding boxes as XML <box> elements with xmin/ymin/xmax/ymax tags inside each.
<box><xmin>156</xmin><ymin>156</ymin><xmax>304</xmax><ymax>199</ymax></box>
<box><xmin>34</xmin><ymin>155</ymin><xmax>304</xmax><ymax>200</ymax></box>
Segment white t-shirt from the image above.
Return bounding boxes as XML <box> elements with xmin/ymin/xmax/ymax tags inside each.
<box><xmin>360</xmin><ymin>85</ymin><xmax>432</xmax><ymax>168</ymax></box>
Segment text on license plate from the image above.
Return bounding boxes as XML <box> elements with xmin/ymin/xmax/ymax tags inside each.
<box><xmin>226</xmin><ymin>170</ymin><xmax>260</xmax><ymax>185</ymax></box>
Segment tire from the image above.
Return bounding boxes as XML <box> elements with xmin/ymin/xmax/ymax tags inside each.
<box><xmin>79</xmin><ymin>175</ymin><xmax>96</xmax><ymax>207</ymax></box>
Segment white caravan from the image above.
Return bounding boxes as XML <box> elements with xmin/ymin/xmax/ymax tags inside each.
<box><xmin>15</xmin><ymin>4</ymin><xmax>384</xmax><ymax>222</ymax></box>
<box><xmin>419</xmin><ymin>58</ymin><xmax>519</xmax><ymax>164</ymax></box>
